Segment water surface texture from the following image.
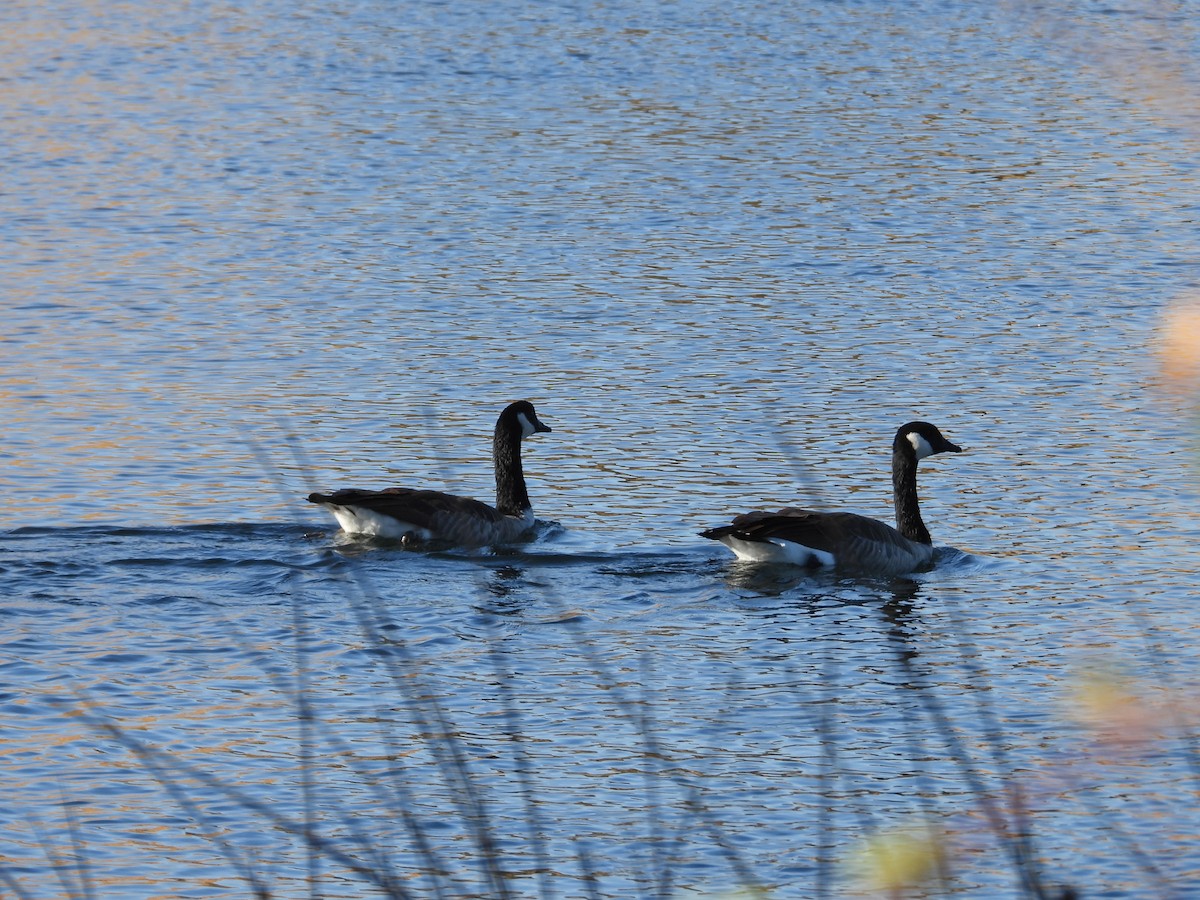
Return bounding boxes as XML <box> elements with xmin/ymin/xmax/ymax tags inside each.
<box><xmin>3</xmin><ymin>1</ymin><xmax>1200</xmax><ymax>897</ymax></box>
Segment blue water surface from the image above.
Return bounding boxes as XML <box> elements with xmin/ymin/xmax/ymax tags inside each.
<box><xmin>2</xmin><ymin>1</ymin><xmax>1200</xmax><ymax>897</ymax></box>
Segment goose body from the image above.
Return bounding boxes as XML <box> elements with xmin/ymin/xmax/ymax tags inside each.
<box><xmin>701</xmin><ymin>422</ymin><xmax>961</xmax><ymax>574</ymax></box>
<box><xmin>308</xmin><ymin>400</ymin><xmax>551</xmax><ymax>546</ymax></box>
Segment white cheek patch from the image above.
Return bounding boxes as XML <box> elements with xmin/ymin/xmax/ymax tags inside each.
<box><xmin>517</xmin><ymin>412</ymin><xmax>536</xmax><ymax>438</ymax></box>
<box><xmin>907</xmin><ymin>431</ymin><xmax>935</xmax><ymax>459</ymax></box>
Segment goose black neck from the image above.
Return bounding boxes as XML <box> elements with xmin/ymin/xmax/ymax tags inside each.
<box><xmin>493</xmin><ymin>424</ymin><xmax>530</xmax><ymax>517</ymax></box>
<box><xmin>892</xmin><ymin>448</ymin><xmax>931</xmax><ymax>545</ymax></box>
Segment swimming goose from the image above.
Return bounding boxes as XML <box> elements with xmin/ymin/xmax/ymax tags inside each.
<box><xmin>701</xmin><ymin>421</ymin><xmax>961</xmax><ymax>574</ymax></box>
<box><xmin>307</xmin><ymin>400</ymin><xmax>552</xmax><ymax>545</ymax></box>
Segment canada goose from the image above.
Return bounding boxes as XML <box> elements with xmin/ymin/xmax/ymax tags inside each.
<box><xmin>307</xmin><ymin>400</ymin><xmax>552</xmax><ymax>546</ymax></box>
<box><xmin>700</xmin><ymin>421</ymin><xmax>961</xmax><ymax>573</ymax></box>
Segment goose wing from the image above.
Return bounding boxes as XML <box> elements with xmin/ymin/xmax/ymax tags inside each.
<box><xmin>309</xmin><ymin>488</ymin><xmax>503</xmax><ymax>526</ymax></box>
<box><xmin>706</xmin><ymin>508</ymin><xmax>933</xmax><ymax>574</ymax></box>
<box><xmin>308</xmin><ymin>488</ymin><xmax>533</xmax><ymax>545</ymax></box>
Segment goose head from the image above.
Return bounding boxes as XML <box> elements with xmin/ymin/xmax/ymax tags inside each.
<box><xmin>895</xmin><ymin>421</ymin><xmax>961</xmax><ymax>461</ymax></box>
<box><xmin>500</xmin><ymin>400</ymin><xmax>552</xmax><ymax>439</ymax></box>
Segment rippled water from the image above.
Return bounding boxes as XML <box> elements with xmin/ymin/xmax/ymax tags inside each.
<box><xmin>3</xmin><ymin>0</ymin><xmax>1200</xmax><ymax>897</ymax></box>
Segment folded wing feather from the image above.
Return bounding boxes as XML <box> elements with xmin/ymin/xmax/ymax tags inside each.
<box><xmin>309</xmin><ymin>488</ymin><xmax>532</xmax><ymax>546</ymax></box>
<box><xmin>709</xmin><ymin>508</ymin><xmax>934</xmax><ymax>573</ymax></box>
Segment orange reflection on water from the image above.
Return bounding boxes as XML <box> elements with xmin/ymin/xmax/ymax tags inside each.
<box><xmin>1159</xmin><ymin>296</ymin><xmax>1200</xmax><ymax>395</ymax></box>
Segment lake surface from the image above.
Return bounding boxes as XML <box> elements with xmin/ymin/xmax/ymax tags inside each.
<box><xmin>3</xmin><ymin>1</ymin><xmax>1200</xmax><ymax>897</ymax></box>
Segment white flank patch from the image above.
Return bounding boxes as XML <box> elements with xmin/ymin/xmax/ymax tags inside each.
<box><xmin>721</xmin><ymin>535</ymin><xmax>836</xmax><ymax>567</ymax></box>
<box><xmin>907</xmin><ymin>431</ymin><xmax>935</xmax><ymax>459</ymax></box>
<box><xmin>323</xmin><ymin>504</ymin><xmax>432</xmax><ymax>540</ymax></box>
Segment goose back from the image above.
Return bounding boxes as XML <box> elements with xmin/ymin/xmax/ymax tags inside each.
<box><xmin>701</xmin><ymin>508</ymin><xmax>934</xmax><ymax>572</ymax></box>
<box><xmin>307</xmin><ymin>487</ymin><xmax>535</xmax><ymax>544</ymax></box>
